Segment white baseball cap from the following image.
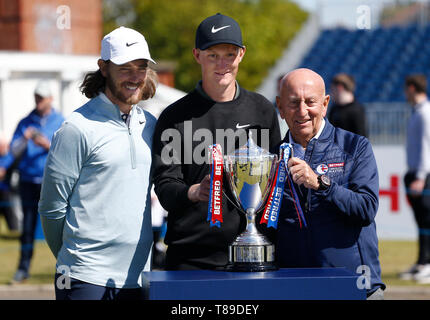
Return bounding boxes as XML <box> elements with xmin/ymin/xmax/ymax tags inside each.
<box><xmin>101</xmin><ymin>26</ymin><xmax>156</xmax><ymax>65</ymax></box>
<box><xmin>34</xmin><ymin>80</ymin><xmax>52</xmax><ymax>98</ymax></box>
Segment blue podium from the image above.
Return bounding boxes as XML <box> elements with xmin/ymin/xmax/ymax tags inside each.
<box><xmin>143</xmin><ymin>268</ymin><xmax>366</xmax><ymax>300</ymax></box>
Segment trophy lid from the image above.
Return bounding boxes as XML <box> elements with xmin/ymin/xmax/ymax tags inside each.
<box><xmin>231</xmin><ymin>132</ymin><xmax>271</xmax><ymax>158</ymax></box>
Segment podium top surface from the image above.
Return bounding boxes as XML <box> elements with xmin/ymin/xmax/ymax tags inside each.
<box><xmin>144</xmin><ymin>267</ymin><xmax>357</xmax><ymax>282</ymax></box>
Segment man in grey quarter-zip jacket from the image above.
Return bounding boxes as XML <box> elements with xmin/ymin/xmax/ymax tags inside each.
<box><xmin>38</xmin><ymin>27</ymin><xmax>158</xmax><ymax>300</ymax></box>
<box><xmin>400</xmin><ymin>74</ymin><xmax>430</xmax><ymax>284</ymax></box>
<box><xmin>274</xmin><ymin>68</ymin><xmax>385</xmax><ymax>299</ymax></box>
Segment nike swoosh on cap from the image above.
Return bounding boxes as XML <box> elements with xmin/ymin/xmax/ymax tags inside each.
<box><xmin>211</xmin><ymin>25</ymin><xmax>231</xmax><ymax>33</ymax></box>
<box><xmin>236</xmin><ymin>123</ymin><xmax>251</xmax><ymax>129</ymax></box>
<box><xmin>126</xmin><ymin>42</ymin><xmax>138</xmax><ymax>47</ymax></box>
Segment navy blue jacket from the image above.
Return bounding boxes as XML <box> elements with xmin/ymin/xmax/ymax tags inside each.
<box><xmin>273</xmin><ymin>120</ymin><xmax>385</xmax><ymax>294</ymax></box>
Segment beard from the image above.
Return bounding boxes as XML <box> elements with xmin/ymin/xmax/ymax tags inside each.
<box><xmin>105</xmin><ymin>72</ymin><xmax>146</xmax><ymax>106</ymax></box>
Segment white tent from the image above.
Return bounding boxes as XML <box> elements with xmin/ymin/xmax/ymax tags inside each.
<box><xmin>0</xmin><ymin>51</ymin><xmax>185</xmax><ymax>140</ymax></box>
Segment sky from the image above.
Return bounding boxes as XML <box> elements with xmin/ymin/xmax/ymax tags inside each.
<box><xmin>289</xmin><ymin>0</ymin><xmax>376</xmax><ymax>28</ymax></box>
<box><xmin>290</xmin><ymin>0</ymin><xmax>317</xmax><ymax>11</ymax></box>
<box><xmin>289</xmin><ymin>0</ymin><xmax>425</xmax><ymax>28</ymax></box>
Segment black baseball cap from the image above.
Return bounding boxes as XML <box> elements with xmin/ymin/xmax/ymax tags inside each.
<box><xmin>195</xmin><ymin>13</ymin><xmax>244</xmax><ymax>50</ymax></box>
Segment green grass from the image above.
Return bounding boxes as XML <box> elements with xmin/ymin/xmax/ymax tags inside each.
<box><xmin>0</xmin><ymin>216</ymin><xmax>56</xmax><ymax>285</ymax></box>
<box><xmin>0</xmin><ymin>215</ymin><xmax>428</xmax><ymax>286</ymax></box>
<box><xmin>378</xmin><ymin>240</ymin><xmax>428</xmax><ymax>286</ymax></box>
<box><xmin>0</xmin><ymin>236</ymin><xmax>56</xmax><ymax>285</ymax></box>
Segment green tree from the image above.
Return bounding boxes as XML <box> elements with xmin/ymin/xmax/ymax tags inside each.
<box><xmin>104</xmin><ymin>0</ymin><xmax>308</xmax><ymax>92</ymax></box>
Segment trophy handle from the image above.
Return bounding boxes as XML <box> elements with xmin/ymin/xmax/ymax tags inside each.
<box><xmin>259</xmin><ymin>156</ymin><xmax>281</xmax><ymax>206</ymax></box>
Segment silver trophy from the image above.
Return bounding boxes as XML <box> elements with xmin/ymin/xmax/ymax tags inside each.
<box><xmin>224</xmin><ymin>135</ymin><xmax>279</xmax><ymax>271</ymax></box>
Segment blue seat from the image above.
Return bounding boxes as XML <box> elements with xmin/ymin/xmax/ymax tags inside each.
<box><xmin>296</xmin><ymin>23</ymin><xmax>430</xmax><ymax>102</ymax></box>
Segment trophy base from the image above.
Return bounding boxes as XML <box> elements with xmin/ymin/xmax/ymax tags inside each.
<box><xmin>225</xmin><ymin>262</ymin><xmax>278</xmax><ymax>272</ymax></box>
<box><xmin>227</xmin><ymin>244</ymin><xmax>278</xmax><ymax>272</ymax></box>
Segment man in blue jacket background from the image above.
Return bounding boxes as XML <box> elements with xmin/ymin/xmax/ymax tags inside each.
<box><xmin>9</xmin><ymin>80</ymin><xmax>64</xmax><ymax>283</ymax></box>
<box><xmin>274</xmin><ymin>68</ymin><xmax>385</xmax><ymax>299</ymax></box>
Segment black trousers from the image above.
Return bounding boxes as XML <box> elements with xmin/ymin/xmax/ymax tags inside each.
<box><xmin>0</xmin><ymin>189</ymin><xmax>19</xmax><ymax>231</ymax></box>
<box><xmin>17</xmin><ymin>181</ymin><xmax>41</xmax><ymax>273</ymax></box>
<box><xmin>54</xmin><ymin>274</ymin><xmax>147</xmax><ymax>300</ymax></box>
<box><xmin>404</xmin><ymin>172</ymin><xmax>430</xmax><ymax>264</ymax></box>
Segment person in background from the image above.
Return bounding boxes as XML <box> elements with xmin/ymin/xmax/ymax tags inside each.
<box><xmin>152</xmin><ymin>13</ymin><xmax>281</xmax><ymax>270</ymax></box>
<box><xmin>275</xmin><ymin>68</ymin><xmax>385</xmax><ymax>299</ymax></box>
<box><xmin>328</xmin><ymin>73</ymin><xmax>367</xmax><ymax>137</ymax></box>
<box><xmin>274</xmin><ymin>74</ymin><xmax>289</xmax><ymax>139</ymax></box>
<box><xmin>151</xmin><ymin>187</ymin><xmax>167</xmax><ymax>270</ymax></box>
<box><xmin>10</xmin><ymin>81</ymin><xmax>64</xmax><ymax>284</ymax></box>
<box><xmin>0</xmin><ymin>134</ymin><xmax>19</xmax><ymax>232</ymax></box>
<box><xmin>38</xmin><ymin>26</ymin><xmax>158</xmax><ymax>300</ymax></box>
<box><xmin>400</xmin><ymin>74</ymin><xmax>430</xmax><ymax>284</ymax></box>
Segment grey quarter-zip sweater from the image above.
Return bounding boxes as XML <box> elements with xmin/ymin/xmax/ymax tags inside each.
<box><xmin>38</xmin><ymin>93</ymin><xmax>155</xmax><ymax>288</ymax></box>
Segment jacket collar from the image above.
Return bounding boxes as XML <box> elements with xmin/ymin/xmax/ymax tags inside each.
<box><xmin>284</xmin><ymin>118</ymin><xmax>334</xmax><ymax>144</ymax></box>
<box><xmin>95</xmin><ymin>93</ymin><xmax>147</xmax><ymax>126</ymax></box>
<box><xmin>317</xmin><ymin>118</ymin><xmax>335</xmax><ymax>142</ymax></box>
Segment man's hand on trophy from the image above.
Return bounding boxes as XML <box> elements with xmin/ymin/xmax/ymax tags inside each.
<box><xmin>188</xmin><ymin>174</ymin><xmax>211</xmax><ymax>202</ymax></box>
<box><xmin>287</xmin><ymin>157</ymin><xmax>319</xmax><ymax>190</ymax></box>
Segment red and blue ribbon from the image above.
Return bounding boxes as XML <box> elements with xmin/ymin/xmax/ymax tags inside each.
<box><xmin>260</xmin><ymin>143</ymin><xmax>307</xmax><ymax>229</ymax></box>
<box><xmin>283</xmin><ymin>143</ymin><xmax>307</xmax><ymax>228</ymax></box>
<box><xmin>207</xmin><ymin>144</ymin><xmax>224</xmax><ymax>228</ymax></box>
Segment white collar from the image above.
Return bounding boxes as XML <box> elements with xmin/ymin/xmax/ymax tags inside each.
<box><xmin>289</xmin><ymin>118</ymin><xmax>326</xmax><ymax>145</ymax></box>
<box><xmin>314</xmin><ymin>118</ymin><xmax>326</xmax><ymax>140</ymax></box>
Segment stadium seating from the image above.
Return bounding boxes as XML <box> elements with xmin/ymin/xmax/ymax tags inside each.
<box><xmin>298</xmin><ymin>23</ymin><xmax>430</xmax><ymax>103</ymax></box>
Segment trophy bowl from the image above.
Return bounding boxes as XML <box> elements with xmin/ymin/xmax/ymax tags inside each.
<box><xmin>224</xmin><ymin>137</ymin><xmax>279</xmax><ymax>272</ymax></box>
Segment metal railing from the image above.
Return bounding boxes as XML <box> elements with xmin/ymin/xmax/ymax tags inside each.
<box><xmin>365</xmin><ymin>102</ymin><xmax>411</xmax><ymax>145</ymax></box>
